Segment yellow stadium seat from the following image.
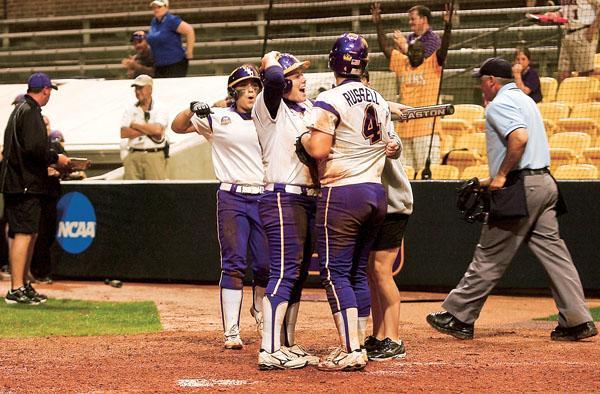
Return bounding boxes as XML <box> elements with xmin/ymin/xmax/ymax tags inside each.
<box><xmin>553</xmin><ymin>164</ymin><xmax>598</xmax><ymax>179</ymax></box>
<box><xmin>540</xmin><ymin>77</ymin><xmax>558</xmax><ymax>103</ymax></box>
<box><xmin>440</xmin><ymin>133</ymin><xmax>454</xmax><ymax>157</ymax></box>
<box><xmin>440</xmin><ymin>104</ymin><xmax>485</xmax><ymax>138</ymax></box>
<box><xmin>403</xmin><ymin>165</ymin><xmax>415</xmax><ymax>180</ymax></box>
<box><xmin>537</xmin><ymin>102</ymin><xmax>570</xmax><ymax>135</ymax></box>
<box><xmin>444</xmin><ymin>150</ymin><xmax>482</xmax><ymax>173</ymax></box>
<box><xmin>582</xmin><ymin>147</ymin><xmax>600</xmax><ymax>167</ymax></box>
<box><xmin>556</xmin><ymin>102</ymin><xmax>600</xmax><ymax>138</ymax></box>
<box><xmin>595</xmin><ymin>53</ymin><xmax>600</xmax><ymax>73</ymax></box>
<box><xmin>455</xmin><ymin>133</ymin><xmax>487</xmax><ymax>159</ymax></box>
<box><xmin>549</xmin><ymin>147</ymin><xmax>577</xmax><ymax>173</ymax></box>
<box><xmin>461</xmin><ymin>165</ymin><xmax>490</xmax><ymax>180</ymax></box>
<box><xmin>549</xmin><ymin>132</ymin><xmax>592</xmax><ymax>156</ymax></box>
<box><xmin>472</xmin><ymin>118</ymin><xmax>486</xmax><ymax>133</ymax></box>
<box><xmin>416</xmin><ymin>164</ymin><xmax>460</xmax><ymax>180</ymax></box>
<box><xmin>555</xmin><ymin>77</ymin><xmax>600</xmax><ymax>107</ymax></box>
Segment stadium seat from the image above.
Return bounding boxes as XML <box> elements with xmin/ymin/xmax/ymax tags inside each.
<box><xmin>472</xmin><ymin>118</ymin><xmax>486</xmax><ymax>133</ymax></box>
<box><xmin>403</xmin><ymin>165</ymin><xmax>415</xmax><ymax>180</ymax></box>
<box><xmin>582</xmin><ymin>147</ymin><xmax>600</xmax><ymax>167</ymax></box>
<box><xmin>595</xmin><ymin>53</ymin><xmax>600</xmax><ymax>74</ymax></box>
<box><xmin>556</xmin><ymin>102</ymin><xmax>600</xmax><ymax>142</ymax></box>
<box><xmin>549</xmin><ymin>132</ymin><xmax>592</xmax><ymax>157</ymax></box>
<box><xmin>440</xmin><ymin>134</ymin><xmax>454</xmax><ymax>157</ymax></box>
<box><xmin>555</xmin><ymin>77</ymin><xmax>600</xmax><ymax>107</ymax></box>
<box><xmin>540</xmin><ymin>77</ymin><xmax>558</xmax><ymax>103</ymax></box>
<box><xmin>537</xmin><ymin>102</ymin><xmax>570</xmax><ymax>136</ymax></box>
<box><xmin>461</xmin><ymin>164</ymin><xmax>489</xmax><ymax>180</ymax></box>
<box><xmin>440</xmin><ymin>104</ymin><xmax>485</xmax><ymax>138</ymax></box>
<box><xmin>416</xmin><ymin>164</ymin><xmax>460</xmax><ymax>180</ymax></box>
<box><xmin>553</xmin><ymin>164</ymin><xmax>598</xmax><ymax>179</ymax></box>
<box><xmin>444</xmin><ymin>150</ymin><xmax>482</xmax><ymax>173</ymax></box>
<box><xmin>549</xmin><ymin>147</ymin><xmax>577</xmax><ymax>172</ymax></box>
<box><xmin>455</xmin><ymin>133</ymin><xmax>487</xmax><ymax>159</ymax></box>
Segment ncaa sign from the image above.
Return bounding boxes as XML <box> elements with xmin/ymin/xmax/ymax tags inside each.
<box><xmin>56</xmin><ymin>192</ymin><xmax>97</xmax><ymax>254</ymax></box>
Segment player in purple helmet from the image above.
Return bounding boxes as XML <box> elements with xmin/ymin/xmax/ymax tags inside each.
<box><xmin>301</xmin><ymin>33</ymin><xmax>401</xmax><ymax>371</ymax></box>
<box><xmin>171</xmin><ymin>64</ymin><xmax>269</xmax><ymax>350</ymax></box>
<box><xmin>253</xmin><ymin>51</ymin><xmax>319</xmax><ymax>370</ymax></box>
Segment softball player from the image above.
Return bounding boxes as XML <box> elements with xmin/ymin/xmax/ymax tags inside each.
<box><xmin>301</xmin><ymin>33</ymin><xmax>400</xmax><ymax>371</ymax></box>
<box><xmin>253</xmin><ymin>51</ymin><xmax>319</xmax><ymax>370</ymax></box>
<box><xmin>171</xmin><ymin>65</ymin><xmax>268</xmax><ymax>350</ymax></box>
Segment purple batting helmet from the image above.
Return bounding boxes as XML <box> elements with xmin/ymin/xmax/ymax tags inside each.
<box><xmin>227</xmin><ymin>64</ymin><xmax>262</xmax><ymax>99</ymax></box>
<box><xmin>276</xmin><ymin>53</ymin><xmax>311</xmax><ymax>76</ymax></box>
<box><xmin>328</xmin><ymin>32</ymin><xmax>369</xmax><ymax>77</ymax></box>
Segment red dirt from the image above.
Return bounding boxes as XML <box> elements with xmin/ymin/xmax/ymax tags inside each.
<box><xmin>1</xmin><ymin>281</ymin><xmax>598</xmax><ymax>393</ymax></box>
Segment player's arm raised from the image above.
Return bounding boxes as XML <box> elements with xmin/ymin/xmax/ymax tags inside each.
<box><xmin>172</xmin><ymin>101</ymin><xmax>213</xmax><ymax>134</ymax></box>
<box><xmin>260</xmin><ymin>51</ymin><xmax>285</xmax><ymax>119</ymax></box>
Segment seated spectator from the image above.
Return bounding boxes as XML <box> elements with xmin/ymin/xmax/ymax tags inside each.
<box><xmin>512</xmin><ymin>47</ymin><xmax>542</xmax><ymax>103</ymax></box>
<box><xmin>121</xmin><ymin>31</ymin><xmax>155</xmax><ymax>78</ymax></box>
<box><xmin>147</xmin><ymin>0</ymin><xmax>195</xmax><ymax>78</ymax></box>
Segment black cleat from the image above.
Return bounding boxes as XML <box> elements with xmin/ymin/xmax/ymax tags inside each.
<box><xmin>368</xmin><ymin>337</ymin><xmax>406</xmax><ymax>361</ymax></box>
<box><xmin>24</xmin><ymin>282</ymin><xmax>48</xmax><ymax>303</ymax></box>
<box><xmin>364</xmin><ymin>335</ymin><xmax>382</xmax><ymax>352</ymax></box>
<box><xmin>5</xmin><ymin>287</ymin><xmax>40</xmax><ymax>305</ymax></box>
<box><xmin>427</xmin><ymin>311</ymin><xmax>474</xmax><ymax>340</ymax></box>
<box><xmin>551</xmin><ymin>321</ymin><xmax>597</xmax><ymax>341</ymax></box>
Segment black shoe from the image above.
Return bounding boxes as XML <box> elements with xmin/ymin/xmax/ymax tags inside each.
<box><xmin>24</xmin><ymin>282</ymin><xmax>48</xmax><ymax>303</ymax></box>
<box><xmin>5</xmin><ymin>287</ymin><xmax>40</xmax><ymax>305</ymax></box>
<box><xmin>364</xmin><ymin>335</ymin><xmax>382</xmax><ymax>352</ymax></box>
<box><xmin>551</xmin><ymin>321</ymin><xmax>598</xmax><ymax>341</ymax></box>
<box><xmin>427</xmin><ymin>311</ymin><xmax>474</xmax><ymax>340</ymax></box>
<box><xmin>368</xmin><ymin>337</ymin><xmax>406</xmax><ymax>361</ymax></box>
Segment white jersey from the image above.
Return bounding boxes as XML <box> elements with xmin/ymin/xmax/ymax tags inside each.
<box><xmin>311</xmin><ymin>79</ymin><xmax>397</xmax><ymax>187</ymax></box>
<box><xmin>121</xmin><ymin>98</ymin><xmax>169</xmax><ymax>149</ymax></box>
<box><xmin>191</xmin><ymin>106</ymin><xmax>265</xmax><ymax>186</ymax></box>
<box><xmin>562</xmin><ymin>0</ymin><xmax>599</xmax><ymax>28</ymax></box>
<box><xmin>252</xmin><ymin>91</ymin><xmax>315</xmax><ymax>187</ymax></box>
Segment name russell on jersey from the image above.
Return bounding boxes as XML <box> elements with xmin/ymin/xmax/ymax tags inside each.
<box><xmin>342</xmin><ymin>87</ymin><xmax>380</xmax><ymax>107</ymax></box>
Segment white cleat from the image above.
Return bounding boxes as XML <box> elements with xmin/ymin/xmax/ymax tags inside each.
<box><xmin>258</xmin><ymin>347</ymin><xmax>309</xmax><ymax>370</ymax></box>
<box><xmin>284</xmin><ymin>344</ymin><xmax>320</xmax><ymax>366</ymax></box>
<box><xmin>223</xmin><ymin>325</ymin><xmax>243</xmax><ymax>350</ymax></box>
<box><xmin>249</xmin><ymin>306</ymin><xmax>263</xmax><ymax>337</ymax></box>
<box><xmin>318</xmin><ymin>347</ymin><xmax>367</xmax><ymax>372</ymax></box>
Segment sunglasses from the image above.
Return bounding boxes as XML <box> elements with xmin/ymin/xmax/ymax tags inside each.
<box><xmin>131</xmin><ymin>34</ymin><xmax>145</xmax><ymax>42</ymax></box>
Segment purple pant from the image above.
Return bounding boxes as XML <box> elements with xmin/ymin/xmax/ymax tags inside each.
<box><xmin>217</xmin><ymin>189</ymin><xmax>269</xmax><ymax>290</ymax></box>
<box><xmin>317</xmin><ymin>183</ymin><xmax>387</xmax><ymax>316</ymax></box>
<box><xmin>259</xmin><ymin>190</ymin><xmax>316</xmax><ymax>307</ymax></box>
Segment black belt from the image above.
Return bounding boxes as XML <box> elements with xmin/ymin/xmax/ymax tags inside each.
<box><xmin>567</xmin><ymin>25</ymin><xmax>590</xmax><ymax>34</ymax></box>
<box><xmin>130</xmin><ymin>147</ymin><xmax>165</xmax><ymax>153</ymax></box>
<box><xmin>520</xmin><ymin>168</ymin><xmax>550</xmax><ymax>176</ymax></box>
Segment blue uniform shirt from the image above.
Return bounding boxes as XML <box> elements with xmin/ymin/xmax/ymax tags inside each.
<box><xmin>485</xmin><ymin>82</ymin><xmax>550</xmax><ymax>177</ymax></box>
<box><xmin>147</xmin><ymin>12</ymin><xmax>185</xmax><ymax>67</ymax></box>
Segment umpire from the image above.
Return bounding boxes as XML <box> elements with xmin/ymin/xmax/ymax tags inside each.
<box><xmin>427</xmin><ymin>58</ymin><xmax>597</xmax><ymax>341</ymax></box>
<box><xmin>1</xmin><ymin>73</ymin><xmax>70</xmax><ymax>305</ymax></box>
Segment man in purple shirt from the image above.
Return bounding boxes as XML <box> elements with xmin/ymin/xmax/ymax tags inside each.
<box><xmin>372</xmin><ymin>2</ymin><xmax>441</xmax><ymax>60</ymax></box>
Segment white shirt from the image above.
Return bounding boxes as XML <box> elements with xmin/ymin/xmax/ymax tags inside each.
<box><xmin>562</xmin><ymin>0</ymin><xmax>599</xmax><ymax>28</ymax></box>
<box><xmin>252</xmin><ymin>91</ymin><xmax>315</xmax><ymax>187</ymax></box>
<box><xmin>310</xmin><ymin>79</ymin><xmax>397</xmax><ymax>187</ymax></box>
<box><xmin>121</xmin><ymin>98</ymin><xmax>169</xmax><ymax>149</ymax></box>
<box><xmin>191</xmin><ymin>106</ymin><xmax>265</xmax><ymax>186</ymax></box>
<box><xmin>382</xmin><ymin>157</ymin><xmax>413</xmax><ymax>215</ymax></box>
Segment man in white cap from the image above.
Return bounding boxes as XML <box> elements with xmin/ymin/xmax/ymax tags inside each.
<box><xmin>120</xmin><ymin>74</ymin><xmax>169</xmax><ymax>180</ymax></box>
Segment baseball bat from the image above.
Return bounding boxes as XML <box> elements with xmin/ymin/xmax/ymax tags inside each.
<box><xmin>391</xmin><ymin>104</ymin><xmax>455</xmax><ymax>122</ymax></box>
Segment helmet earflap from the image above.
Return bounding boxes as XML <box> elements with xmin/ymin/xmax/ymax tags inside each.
<box><xmin>227</xmin><ymin>86</ymin><xmax>239</xmax><ymax>100</ymax></box>
<box><xmin>283</xmin><ymin>79</ymin><xmax>293</xmax><ymax>94</ymax></box>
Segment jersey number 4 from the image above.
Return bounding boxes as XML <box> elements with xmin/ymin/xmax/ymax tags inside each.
<box><xmin>362</xmin><ymin>104</ymin><xmax>382</xmax><ymax>144</ymax></box>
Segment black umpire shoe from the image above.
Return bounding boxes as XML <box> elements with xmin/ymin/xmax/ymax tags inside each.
<box><xmin>368</xmin><ymin>338</ymin><xmax>406</xmax><ymax>361</ymax></box>
<box><xmin>427</xmin><ymin>311</ymin><xmax>474</xmax><ymax>340</ymax></box>
<box><xmin>24</xmin><ymin>282</ymin><xmax>48</xmax><ymax>303</ymax></box>
<box><xmin>551</xmin><ymin>321</ymin><xmax>598</xmax><ymax>341</ymax></box>
<box><xmin>5</xmin><ymin>287</ymin><xmax>40</xmax><ymax>305</ymax></box>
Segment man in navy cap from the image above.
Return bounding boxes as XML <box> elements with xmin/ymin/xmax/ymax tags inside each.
<box><xmin>426</xmin><ymin>57</ymin><xmax>597</xmax><ymax>342</ymax></box>
<box><xmin>1</xmin><ymin>72</ymin><xmax>70</xmax><ymax>305</ymax></box>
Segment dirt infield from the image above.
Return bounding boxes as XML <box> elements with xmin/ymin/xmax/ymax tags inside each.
<box><xmin>1</xmin><ymin>281</ymin><xmax>598</xmax><ymax>393</ymax></box>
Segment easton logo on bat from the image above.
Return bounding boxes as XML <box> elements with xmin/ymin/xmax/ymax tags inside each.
<box><xmin>404</xmin><ymin>107</ymin><xmax>448</xmax><ymax>120</ymax></box>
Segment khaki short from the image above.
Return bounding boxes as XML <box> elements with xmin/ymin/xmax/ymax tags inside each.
<box><xmin>558</xmin><ymin>29</ymin><xmax>598</xmax><ymax>73</ymax></box>
<box><xmin>123</xmin><ymin>150</ymin><xmax>167</xmax><ymax>180</ymax></box>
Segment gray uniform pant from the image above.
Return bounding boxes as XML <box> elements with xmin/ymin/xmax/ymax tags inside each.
<box><xmin>443</xmin><ymin>173</ymin><xmax>592</xmax><ymax>327</ymax></box>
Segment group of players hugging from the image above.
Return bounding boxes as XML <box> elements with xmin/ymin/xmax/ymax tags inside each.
<box><xmin>171</xmin><ymin>32</ymin><xmax>413</xmax><ymax>372</ymax></box>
